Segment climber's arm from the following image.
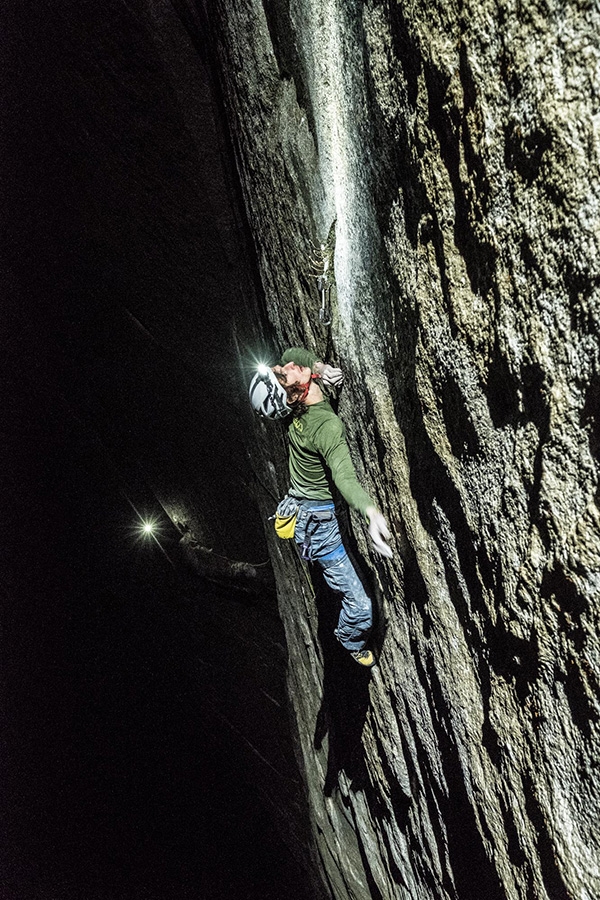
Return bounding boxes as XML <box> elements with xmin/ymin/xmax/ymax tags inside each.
<box><xmin>315</xmin><ymin>419</ymin><xmax>393</xmax><ymax>558</ymax></box>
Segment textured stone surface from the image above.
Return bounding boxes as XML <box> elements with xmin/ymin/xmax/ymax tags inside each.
<box><xmin>200</xmin><ymin>1</ymin><xmax>600</xmax><ymax>898</ymax></box>
<box><xmin>5</xmin><ymin>0</ymin><xmax>599</xmax><ymax>896</ymax></box>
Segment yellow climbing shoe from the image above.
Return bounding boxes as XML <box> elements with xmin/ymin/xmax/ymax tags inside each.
<box><xmin>350</xmin><ymin>649</ymin><xmax>376</xmax><ymax>667</ymax></box>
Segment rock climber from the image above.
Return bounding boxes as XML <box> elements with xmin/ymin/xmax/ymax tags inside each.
<box><xmin>249</xmin><ymin>347</ymin><xmax>393</xmax><ymax>667</ymax></box>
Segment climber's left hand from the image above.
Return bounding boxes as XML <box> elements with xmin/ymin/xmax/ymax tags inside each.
<box><xmin>315</xmin><ymin>362</ymin><xmax>344</xmax><ymax>387</ymax></box>
<box><xmin>365</xmin><ymin>506</ymin><xmax>393</xmax><ymax>559</ymax></box>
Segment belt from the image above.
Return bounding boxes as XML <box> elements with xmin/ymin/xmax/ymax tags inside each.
<box><xmin>291</xmin><ymin>496</ymin><xmax>335</xmax><ymax>508</ymax></box>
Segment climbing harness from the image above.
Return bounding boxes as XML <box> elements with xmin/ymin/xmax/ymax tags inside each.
<box><xmin>299</xmin><ymin>507</ymin><xmax>334</xmax><ymax>560</ymax></box>
<box><xmin>278</xmin><ymin>499</ymin><xmax>336</xmax><ymax>561</ymax></box>
<box><xmin>272</xmin><ymin>496</ymin><xmax>335</xmax><ymax>555</ymax></box>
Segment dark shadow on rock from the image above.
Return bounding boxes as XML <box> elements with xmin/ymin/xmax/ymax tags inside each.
<box><xmin>336</xmin><ymin>505</ymin><xmax>388</xmax><ymax>650</ymax></box>
<box><xmin>522</xmin><ymin>772</ymin><xmax>573</xmax><ymax>900</ymax></box>
<box><xmin>310</xmin><ymin>563</ymin><xmax>374</xmax><ymax>798</ymax></box>
<box><xmin>410</xmin><ymin>644</ymin><xmax>508</xmax><ymax>900</ymax></box>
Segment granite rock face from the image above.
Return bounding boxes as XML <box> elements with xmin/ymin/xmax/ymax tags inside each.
<box><xmin>199</xmin><ymin>2</ymin><xmax>600</xmax><ymax>898</ymax></box>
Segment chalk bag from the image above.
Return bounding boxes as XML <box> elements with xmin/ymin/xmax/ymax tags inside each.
<box><xmin>274</xmin><ymin>495</ymin><xmax>299</xmax><ymax>540</ymax></box>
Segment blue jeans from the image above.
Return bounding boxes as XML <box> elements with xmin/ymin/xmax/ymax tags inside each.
<box><xmin>292</xmin><ymin>499</ymin><xmax>373</xmax><ymax>652</ymax></box>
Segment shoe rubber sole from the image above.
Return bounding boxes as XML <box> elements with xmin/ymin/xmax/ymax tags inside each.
<box><xmin>351</xmin><ymin>649</ymin><xmax>376</xmax><ymax>667</ymax></box>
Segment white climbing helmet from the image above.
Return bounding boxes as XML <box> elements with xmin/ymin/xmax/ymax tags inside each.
<box><xmin>249</xmin><ymin>365</ymin><xmax>291</xmax><ymax>420</ymax></box>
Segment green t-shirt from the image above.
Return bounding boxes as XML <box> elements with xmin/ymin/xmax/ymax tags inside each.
<box><xmin>279</xmin><ymin>347</ymin><xmax>374</xmax><ymax>516</ymax></box>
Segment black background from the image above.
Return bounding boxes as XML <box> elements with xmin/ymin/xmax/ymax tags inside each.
<box><xmin>1</xmin><ymin>1</ymin><xmax>307</xmax><ymax>897</ymax></box>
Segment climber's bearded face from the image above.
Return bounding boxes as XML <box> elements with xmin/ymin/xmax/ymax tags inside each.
<box><xmin>272</xmin><ymin>362</ymin><xmax>312</xmax><ymax>388</ymax></box>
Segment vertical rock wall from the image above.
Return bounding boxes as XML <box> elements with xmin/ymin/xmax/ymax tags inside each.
<box><xmin>199</xmin><ymin>1</ymin><xmax>600</xmax><ymax>898</ymax></box>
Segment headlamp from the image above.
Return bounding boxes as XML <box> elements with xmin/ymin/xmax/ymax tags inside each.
<box><xmin>138</xmin><ymin>517</ymin><xmax>159</xmax><ymax>538</ymax></box>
